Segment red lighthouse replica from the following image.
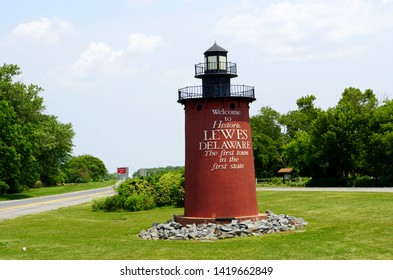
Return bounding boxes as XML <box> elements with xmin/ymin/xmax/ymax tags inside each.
<box><xmin>176</xmin><ymin>43</ymin><xmax>266</xmax><ymax>225</ymax></box>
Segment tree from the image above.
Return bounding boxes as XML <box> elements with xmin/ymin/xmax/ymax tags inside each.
<box><xmin>280</xmin><ymin>95</ymin><xmax>322</xmax><ymax>177</ymax></box>
<box><xmin>366</xmin><ymin>99</ymin><xmax>393</xmax><ymax>184</ymax></box>
<box><xmin>0</xmin><ymin>100</ymin><xmax>22</xmax><ymax>192</ymax></box>
<box><xmin>250</xmin><ymin>106</ymin><xmax>284</xmax><ymax>177</ymax></box>
<box><xmin>0</xmin><ymin>64</ymin><xmax>74</xmax><ymax>192</ymax></box>
<box><xmin>309</xmin><ymin>88</ymin><xmax>377</xmax><ymax>178</ymax></box>
<box><xmin>286</xmin><ymin>88</ymin><xmax>377</xmax><ymax>179</ymax></box>
<box><xmin>35</xmin><ymin>115</ymin><xmax>75</xmax><ymax>185</ymax></box>
<box><xmin>282</xmin><ymin>131</ymin><xmax>313</xmax><ymax>177</ymax></box>
<box><xmin>0</xmin><ymin>64</ymin><xmax>44</xmax><ymax>191</ymax></box>
<box><xmin>252</xmin><ymin>87</ymin><xmax>393</xmax><ymax>186</ymax></box>
<box><xmin>66</xmin><ymin>155</ymin><xmax>107</xmax><ymax>183</ymax></box>
<box><xmin>280</xmin><ymin>95</ymin><xmax>320</xmax><ymax>138</ymax></box>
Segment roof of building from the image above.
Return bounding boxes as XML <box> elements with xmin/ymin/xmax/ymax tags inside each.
<box><xmin>204</xmin><ymin>42</ymin><xmax>228</xmax><ymax>54</ymax></box>
<box><xmin>277</xmin><ymin>167</ymin><xmax>294</xmax><ymax>174</ymax></box>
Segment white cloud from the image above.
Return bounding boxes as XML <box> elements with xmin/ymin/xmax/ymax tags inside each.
<box><xmin>215</xmin><ymin>0</ymin><xmax>393</xmax><ymax>60</ymax></box>
<box><xmin>128</xmin><ymin>33</ymin><xmax>164</xmax><ymax>53</ymax></box>
<box><xmin>72</xmin><ymin>32</ymin><xmax>164</xmax><ymax>77</ymax></box>
<box><xmin>72</xmin><ymin>42</ymin><xmax>124</xmax><ymax>76</ymax></box>
<box><xmin>11</xmin><ymin>17</ymin><xmax>73</xmax><ymax>43</ymax></box>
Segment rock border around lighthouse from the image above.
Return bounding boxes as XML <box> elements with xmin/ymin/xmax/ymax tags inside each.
<box><xmin>138</xmin><ymin>210</ymin><xmax>308</xmax><ymax>241</ymax></box>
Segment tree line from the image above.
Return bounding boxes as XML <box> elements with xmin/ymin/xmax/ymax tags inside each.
<box><xmin>0</xmin><ymin>64</ymin><xmax>107</xmax><ymax>194</ymax></box>
<box><xmin>251</xmin><ymin>87</ymin><xmax>393</xmax><ymax>187</ymax></box>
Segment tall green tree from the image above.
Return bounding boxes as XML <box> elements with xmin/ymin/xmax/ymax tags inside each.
<box><xmin>66</xmin><ymin>155</ymin><xmax>107</xmax><ymax>183</ymax></box>
<box><xmin>281</xmin><ymin>95</ymin><xmax>321</xmax><ymax>176</ymax></box>
<box><xmin>310</xmin><ymin>88</ymin><xmax>377</xmax><ymax>178</ymax></box>
<box><xmin>35</xmin><ymin>115</ymin><xmax>75</xmax><ymax>185</ymax></box>
<box><xmin>250</xmin><ymin>106</ymin><xmax>284</xmax><ymax>178</ymax></box>
<box><xmin>285</xmin><ymin>88</ymin><xmax>378</xmax><ymax>179</ymax></box>
<box><xmin>367</xmin><ymin>99</ymin><xmax>393</xmax><ymax>184</ymax></box>
<box><xmin>282</xmin><ymin>131</ymin><xmax>313</xmax><ymax>177</ymax></box>
<box><xmin>0</xmin><ymin>100</ymin><xmax>22</xmax><ymax>192</ymax></box>
<box><xmin>0</xmin><ymin>64</ymin><xmax>74</xmax><ymax>192</ymax></box>
<box><xmin>254</xmin><ymin>87</ymin><xmax>393</xmax><ymax>186</ymax></box>
<box><xmin>280</xmin><ymin>95</ymin><xmax>320</xmax><ymax>138</ymax></box>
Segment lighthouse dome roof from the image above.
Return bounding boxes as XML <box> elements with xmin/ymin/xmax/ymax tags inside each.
<box><xmin>204</xmin><ymin>42</ymin><xmax>227</xmax><ymax>54</ymax></box>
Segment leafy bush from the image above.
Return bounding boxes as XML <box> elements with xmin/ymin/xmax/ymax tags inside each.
<box><xmin>32</xmin><ymin>180</ymin><xmax>44</xmax><ymax>189</ymax></box>
<box><xmin>0</xmin><ymin>180</ymin><xmax>9</xmax><ymax>194</ymax></box>
<box><xmin>124</xmin><ymin>193</ymin><xmax>156</xmax><ymax>211</ymax></box>
<box><xmin>154</xmin><ymin>171</ymin><xmax>184</xmax><ymax>207</ymax></box>
<box><xmin>92</xmin><ymin>195</ymin><xmax>125</xmax><ymax>212</ymax></box>
<box><xmin>353</xmin><ymin>176</ymin><xmax>380</xmax><ymax>187</ymax></box>
<box><xmin>92</xmin><ymin>170</ymin><xmax>185</xmax><ymax>212</ymax></box>
<box><xmin>92</xmin><ymin>178</ymin><xmax>157</xmax><ymax>212</ymax></box>
<box><xmin>306</xmin><ymin>176</ymin><xmax>386</xmax><ymax>187</ymax></box>
<box><xmin>66</xmin><ymin>155</ymin><xmax>107</xmax><ymax>183</ymax></box>
<box><xmin>306</xmin><ymin>177</ymin><xmax>353</xmax><ymax>187</ymax></box>
<box><xmin>271</xmin><ymin>177</ymin><xmax>283</xmax><ymax>186</ymax></box>
<box><xmin>117</xmin><ymin>178</ymin><xmax>154</xmax><ymax>197</ymax></box>
<box><xmin>287</xmin><ymin>181</ymin><xmax>306</xmax><ymax>187</ymax></box>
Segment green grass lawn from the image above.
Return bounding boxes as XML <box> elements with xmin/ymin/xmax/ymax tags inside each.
<box><xmin>0</xmin><ymin>180</ymin><xmax>117</xmax><ymax>201</ymax></box>
<box><xmin>0</xmin><ymin>191</ymin><xmax>392</xmax><ymax>260</ymax></box>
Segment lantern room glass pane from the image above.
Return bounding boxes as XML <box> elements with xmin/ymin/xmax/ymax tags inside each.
<box><xmin>207</xmin><ymin>56</ymin><xmax>217</xmax><ymax>70</ymax></box>
<box><xmin>219</xmin><ymin>56</ymin><xmax>227</xmax><ymax>70</ymax></box>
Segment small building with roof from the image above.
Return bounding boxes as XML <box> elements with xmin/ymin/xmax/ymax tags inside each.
<box><xmin>277</xmin><ymin>167</ymin><xmax>294</xmax><ymax>183</ymax></box>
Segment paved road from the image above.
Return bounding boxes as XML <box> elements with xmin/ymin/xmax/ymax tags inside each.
<box><xmin>257</xmin><ymin>187</ymin><xmax>393</xmax><ymax>192</ymax></box>
<box><xmin>0</xmin><ymin>182</ymin><xmax>119</xmax><ymax>221</ymax></box>
<box><xmin>1</xmin><ymin>184</ymin><xmax>391</xmax><ymax>221</ymax></box>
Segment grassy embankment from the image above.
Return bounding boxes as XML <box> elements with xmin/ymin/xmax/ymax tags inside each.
<box><xmin>0</xmin><ymin>180</ymin><xmax>117</xmax><ymax>201</ymax></box>
<box><xmin>0</xmin><ymin>190</ymin><xmax>392</xmax><ymax>260</ymax></box>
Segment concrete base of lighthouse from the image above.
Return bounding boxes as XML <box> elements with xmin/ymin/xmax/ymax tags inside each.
<box><xmin>175</xmin><ymin>213</ymin><xmax>267</xmax><ymax>226</ymax></box>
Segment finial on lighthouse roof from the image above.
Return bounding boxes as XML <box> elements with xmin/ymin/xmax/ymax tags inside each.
<box><xmin>204</xmin><ymin>42</ymin><xmax>228</xmax><ymax>54</ymax></box>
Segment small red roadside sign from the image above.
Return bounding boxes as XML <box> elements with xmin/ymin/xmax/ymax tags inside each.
<box><xmin>117</xmin><ymin>167</ymin><xmax>127</xmax><ymax>174</ymax></box>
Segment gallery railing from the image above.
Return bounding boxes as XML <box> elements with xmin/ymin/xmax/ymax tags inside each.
<box><xmin>178</xmin><ymin>84</ymin><xmax>255</xmax><ymax>103</ymax></box>
<box><xmin>194</xmin><ymin>62</ymin><xmax>237</xmax><ymax>77</ymax></box>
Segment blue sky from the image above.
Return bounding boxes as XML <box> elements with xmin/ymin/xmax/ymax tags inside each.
<box><xmin>1</xmin><ymin>0</ymin><xmax>393</xmax><ymax>173</ymax></box>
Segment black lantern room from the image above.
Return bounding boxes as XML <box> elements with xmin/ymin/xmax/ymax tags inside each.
<box><xmin>178</xmin><ymin>42</ymin><xmax>255</xmax><ymax>103</ymax></box>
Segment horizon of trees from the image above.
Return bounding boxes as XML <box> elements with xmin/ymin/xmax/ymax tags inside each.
<box><xmin>2</xmin><ymin>63</ymin><xmax>392</xmax><ymax>191</ymax></box>
<box><xmin>1</xmin><ymin>64</ymin><xmax>108</xmax><ymax>194</ymax></box>
<box><xmin>251</xmin><ymin>87</ymin><xmax>393</xmax><ymax>186</ymax></box>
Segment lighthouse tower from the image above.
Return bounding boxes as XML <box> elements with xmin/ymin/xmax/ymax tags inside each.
<box><xmin>176</xmin><ymin>43</ymin><xmax>266</xmax><ymax>225</ymax></box>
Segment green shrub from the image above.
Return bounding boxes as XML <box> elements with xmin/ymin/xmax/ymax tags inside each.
<box><xmin>271</xmin><ymin>177</ymin><xmax>283</xmax><ymax>185</ymax></box>
<box><xmin>92</xmin><ymin>195</ymin><xmax>124</xmax><ymax>212</ymax></box>
<box><xmin>124</xmin><ymin>193</ymin><xmax>156</xmax><ymax>211</ymax></box>
<box><xmin>116</xmin><ymin>178</ymin><xmax>153</xmax><ymax>197</ymax></box>
<box><xmin>353</xmin><ymin>176</ymin><xmax>379</xmax><ymax>187</ymax></box>
<box><xmin>92</xmin><ymin>178</ymin><xmax>156</xmax><ymax>212</ymax></box>
<box><xmin>91</xmin><ymin>172</ymin><xmax>185</xmax><ymax>212</ymax></box>
<box><xmin>0</xmin><ymin>180</ymin><xmax>9</xmax><ymax>194</ymax></box>
<box><xmin>66</xmin><ymin>155</ymin><xmax>107</xmax><ymax>183</ymax></box>
<box><xmin>154</xmin><ymin>171</ymin><xmax>184</xmax><ymax>207</ymax></box>
<box><xmin>91</xmin><ymin>197</ymin><xmax>107</xmax><ymax>211</ymax></box>
<box><xmin>32</xmin><ymin>180</ymin><xmax>44</xmax><ymax>189</ymax></box>
<box><xmin>306</xmin><ymin>177</ymin><xmax>353</xmax><ymax>187</ymax></box>
<box><xmin>287</xmin><ymin>181</ymin><xmax>306</xmax><ymax>187</ymax></box>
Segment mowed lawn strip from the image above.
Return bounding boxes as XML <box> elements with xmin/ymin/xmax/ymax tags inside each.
<box><xmin>0</xmin><ymin>191</ymin><xmax>392</xmax><ymax>260</ymax></box>
<box><xmin>0</xmin><ymin>180</ymin><xmax>117</xmax><ymax>201</ymax></box>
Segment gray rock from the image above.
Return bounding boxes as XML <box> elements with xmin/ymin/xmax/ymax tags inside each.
<box><xmin>137</xmin><ymin>212</ymin><xmax>308</xmax><ymax>240</ymax></box>
<box><xmin>220</xmin><ymin>225</ymin><xmax>232</xmax><ymax>232</ymax></box>
<box><xmin>259</xmin><ymin>225</ymin><xmax>270</xmax><ymax>231</ymax></box>
<box><xmin>281</xmin><ymin>225</ymin><xmax>289</xmax><ymax>231</ymax></box>
<box><xmin>280</xmin><ymin>218</ymin><xmax>289</xmax><ymax>225</ymax></box>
